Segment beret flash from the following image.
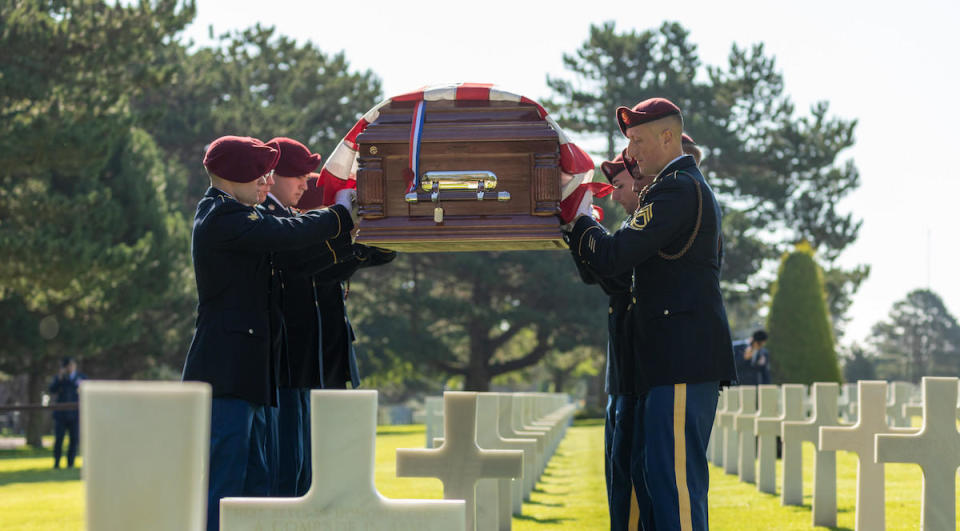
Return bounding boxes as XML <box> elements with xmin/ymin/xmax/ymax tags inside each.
<box><xmin>616</xmin><ymin>97</ymin><xmax>682</xmax><ymax>136</ymax></box>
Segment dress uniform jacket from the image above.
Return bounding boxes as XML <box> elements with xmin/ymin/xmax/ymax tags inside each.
<box><xmin>570</xmin><ymin>236</ymin><xmax>636</xmax><ymax>395</ymax></box>
<box><xmin>257</xmin><ymin>195</ymin><xmax>355</xmax><ymax>389</ymax></box>
<box><xmin>568</xmin><ymin>155</ymin><xmax>736</xmax><ymax>390</ymax></box>
<box><xmin>312</xmin><ymin>258</ymin><xmax>365</xmax><ymax>389</ymax></box>
<box><xmin>182</xmin><ymin>187</ymin><xmax>353</xmax><ymax>406</ymax></box>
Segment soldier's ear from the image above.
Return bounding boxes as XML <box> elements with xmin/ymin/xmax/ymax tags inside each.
<box><xmin>661</xmin><ymin>128</ymin><xmax>675</xmax><ymax>148</ymax></box>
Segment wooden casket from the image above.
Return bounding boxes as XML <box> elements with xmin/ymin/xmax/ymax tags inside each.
<box><xmin>353</xmin><ymin>98</ymin><xmax>567</xmax><ymax>252</ymax></box>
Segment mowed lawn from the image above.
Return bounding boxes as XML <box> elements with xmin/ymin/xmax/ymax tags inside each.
<box><xmin>1</xmin><ymin>421</ymin><xmax>957</xmax><ymax>530</ymax></box>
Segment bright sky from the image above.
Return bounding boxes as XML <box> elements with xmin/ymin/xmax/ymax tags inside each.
<box><xmin>183</xmin><ymin>0</ymin><xmax>960</xmax><ymax>346</ymax></box>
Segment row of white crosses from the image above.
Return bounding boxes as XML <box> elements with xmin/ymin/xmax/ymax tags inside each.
<box><xmin>709</xmin><ymin>377</ymin><xmax>960</xmax><ymax>530</ymax></box>
<box><xmin>79</xmin><ymin>382</ymin><xmax>574</xmax><ymax>531</ymax></box>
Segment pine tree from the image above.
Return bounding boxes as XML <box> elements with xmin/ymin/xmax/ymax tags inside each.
<box><xmin>766</xmin><ymin>242</ymin><xmax>842</xmax><ymax>384</ymax></box>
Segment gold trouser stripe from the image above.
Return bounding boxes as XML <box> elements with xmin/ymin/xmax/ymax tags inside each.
<box><xmin>628</xmin><ymin>482</ymin><xmax>639</xmax><ymax>531</ymax></box>
<box><xmin>674</xmin><ymin>383</ymin><xmax>693</xmax><ymax>531</ymax></box>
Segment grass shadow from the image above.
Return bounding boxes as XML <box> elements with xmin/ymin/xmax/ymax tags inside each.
<box><xmin>514</xmin><ymin>514</ymin><xmax>575</xmax><ymax>525</ymax></box>
<box><xmin>524</xmin><ymin>499</ymin><xmax>563</xmax><ymax>508</ymax></box>
<box><xmin>0</xmin><ymin>466</ymin><xmax>81</xmax><ymax>486</ymax></box>
<box><xmin>0</xmin><ymin>447</ymin><xmax>54</xmax><ymax>460</ymax></box>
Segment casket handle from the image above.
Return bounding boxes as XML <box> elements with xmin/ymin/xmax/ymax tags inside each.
<box><xmin>404</xmin><ymin>170</ymin><xmax>511</xmax><ymax>203</ymax></box>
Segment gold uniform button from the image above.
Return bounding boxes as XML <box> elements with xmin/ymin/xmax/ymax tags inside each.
<box><xmin>632</xmin><ymin>297</ymin><xmax>637</xmax><ymax>304</ymax></box>
<box><xmin>609</xmin><ymin>306</ymin><xmax>614</xmax><ymax>314</ymax></box>
<box><xmin>663</xmin><ymin>309</ymin><xmax>669</xmax><ymax>316</ymax></box>
<box><xmin>248</xmin><ymin>329</ymin><xmax>254</xmax><ymax>335</ymax></box>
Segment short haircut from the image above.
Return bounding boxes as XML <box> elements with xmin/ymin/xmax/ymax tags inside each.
<box><xmin>683</xmin><ymin>143</ymin><xmax>703</xmax><ymax>165</ymax></box>
<box><xmin>752</xmin><ymin>330</ymin><xmax>768</xmax><ymax>343</ymax></box>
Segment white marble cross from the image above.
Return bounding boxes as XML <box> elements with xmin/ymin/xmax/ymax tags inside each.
<box><xmin>80</xmin><ymin>381</ymin><xmax>212</xmax><ymax>531</ymax></box>
<box><xmin>782</xmin><ymin>382</ymin><xmax>841</xmax><ymax>527</ymax></box>
<box><xmin>886</xmin><ymin>381</ymin><xmax>913</xmax><ymax>428</ymax></box>
<box><xmin>757</xmin><ymin>384</ymin><xmax>807</xmax><ymax>505</ymax></box>
<box><xmin>709</xmin><ymin>389</ymin><xmax>729</xmax><ymax>467</ymax></box>
<box><xmin>436</xmin><ymin>394</ymin><xmax>537</xmax><ymax>530</ymax></box>
<box><xmin>840</xmin><ymin>382</ymin><xmax>858</xmax><ymax>423</ymax></box>
<box><xmin>718</xmin><ymin>387</ymin><xmax>741</xmax><ymax>475</ymax></box>
<box><xmin>477</xmin><ymin>393</ymin><xmax>535</xmax><ymax>531</ymax></box>
<box><xmin>220</xmin><ymin>390</ymin><xmax>465</xmax><ymax>530</ymax></box>
<box><xmin>876</xmin><ymin>376</ymin><xmax>960</xmax><ymax>530</ymax></box>
<box><xmin>733</xmin><ymin>386</ymin><xmax>758</xmax><ymax>484</ymax></box>
<box><xmin>820</xmin><ymin>381</ymin><xmax>916</xmax><ymax>531</ymax></box>
<box><xmin>396</xmin><ymin>391</ymin><xmax>523</xmax><ymax>531</ymax></box>
<box><xmin>425</xmin><ymin>396</ymin><xmax>444</xmax><ymax>448</ymax></box>
<box><xmin>497</xmin><ymin>393</ymin><xmax>545</xmax><ymax>504</ymax></box>
<box><xmin>752</xmin><ymin>385</ymin><xmax>782</xmax><ymax>494</ymax></box>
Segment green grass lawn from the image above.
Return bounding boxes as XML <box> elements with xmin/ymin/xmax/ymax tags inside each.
<box><xmin>1</xmin><ymin>422</ymin><xmax>955</xmax><ymax>530</ymax></box>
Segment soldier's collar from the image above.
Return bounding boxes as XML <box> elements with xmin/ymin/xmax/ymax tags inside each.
<box><xmin>264</xmin><ymin>193</ymin><xmax>292</xmax><ymax>214</ymax></box>
<box><xmin>655</xmin><ymin>154</ymin><xmax>694</xmax><ymax>179</ymax></box>
<box><xmin>209</xmin><ymin>186</ymin><xmax>235</xmax><ymax>201</ymax></box>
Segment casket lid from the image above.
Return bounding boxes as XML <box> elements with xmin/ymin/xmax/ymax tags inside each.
<box><xmin>356</xmin><ymin>100</ymin><xmax>559</xmax><ymax>144</ymax></box>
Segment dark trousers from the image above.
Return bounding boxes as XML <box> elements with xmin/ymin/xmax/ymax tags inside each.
<box><xmin>298</xmin><ymin>390</ymin><xmax>312</xmax><ymax>496</ymax></box>
<box><xmin>207</xmin><ymin>398</ymin><xmax>269</xmax><ymax>531</ymax></box>
<box><xmin>605</xmin><ymin>394</ymin><xmax>653</xmax><ymax>530</ymax></box>
<box><xmin>642</xmin><ymin>382</ymin><xmax>719</xmax><ymax>531</ymax></box>
<box><xmin>52</xmin><ymin>413</ymin><xmax>79</xmax><ymax>468</ymax></box>
<box><xmin>275</xmin><ymin>388</ymin><xmax>311</xmax><ymax>496</ymax></box>
<box><xmin>264</xmin><ymin>405</ymin><xmax>279</xmax><ymax>495</ymax></box>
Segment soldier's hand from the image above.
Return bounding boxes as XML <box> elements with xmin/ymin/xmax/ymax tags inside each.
<box><xmin>334</xmin><ymin>189</ymin><xmax>359</xmax><ymax>225</ymax></box>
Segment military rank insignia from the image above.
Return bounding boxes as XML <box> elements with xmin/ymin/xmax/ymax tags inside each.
<box><xmin>630</xmin><ymin>204</ymin><xmax>653</xmax><ymax>230</ymax></box>
<box><xmin>247</xmin><ymin>212</ymin><xmax>259</xmax><ymax>221</ymax></box>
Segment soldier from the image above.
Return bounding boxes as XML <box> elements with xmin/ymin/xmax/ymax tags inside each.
<box><xmin>570</xmin><ymin>154</ymin><xmax>651</xmax><ymax>529</ymax></box>
<box><xmin>565</xmin><ymin>98</ymin><xmax>736</xmax><ymax>530</ymax></box>
<box><xmin>681</xmin><ymin>133</ymin><xmax>702</xmax><ymax>165</ymax></box>
<box><xmin>181</xmin><ymin>135</ymin><xmax>356</xmax><ymax>531</ymax></box>
<box><xmin>265</xmin><ymin>137</ymin><xmax>395</xmax><ymax>496</ymax></box>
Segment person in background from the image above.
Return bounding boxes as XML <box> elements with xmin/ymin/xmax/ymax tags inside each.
<box><xmin>733</xmin><ymin>329</ymin><xmax>768</xmax><ymax>386</ymax></box>
<box><xmin>49</xmin><ymin>356</ymin><xmax>84</xmax><ymax>469</ymax></box>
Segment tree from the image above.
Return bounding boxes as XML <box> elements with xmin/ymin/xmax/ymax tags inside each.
<box><xmin>841</xmin><ymin>343</ymin><xmax>877</xmax><ymax>383</ymax></box>
<box><xmin>765</xmin><ymin>242</ymin><xmax>841</xmax><ymax>384</ymax></box>
<box><xmin>546</xmin><ymin>21</ymin><xmax>865</xmax><ymax>336</ymax></box>
<box><xmin>347</xmin><ymin>251</ymin><xmax>608</xmax><ymax>395</ymax></box>
<box><xmin>0</xmin><ymin>1</ymin><xmax>195</xmax><ymax>446</ymax></box>
<box><xmin>869</xmin><ymin>289</ymin><xmax>960</xmax><ymax>382</ymax></box>
<box><xmin>135</xmin><ymin>24</ymin><xmax>383</xmax><ymax>209</ymax></box>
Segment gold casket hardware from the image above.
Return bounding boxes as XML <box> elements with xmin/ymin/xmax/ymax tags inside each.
<box><xmin>404</xmin><ymin>171</ymin><xmax>511</xmax><ymax>204</ymax></box>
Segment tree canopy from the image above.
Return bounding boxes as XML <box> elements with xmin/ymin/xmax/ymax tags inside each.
<box><xmin>546</xmin><ymin>21</ymin><xmax>866</xmax><ymax>334</ymax></box>
<box><xmin>869</xmin><ymin>289</ymin><xmax>960</xmax><ymax>382</ymax></box>
<box><xmin>765</xmin><ymin>242</ymin><xmax>842</xmax><ymax>384</ymax></box>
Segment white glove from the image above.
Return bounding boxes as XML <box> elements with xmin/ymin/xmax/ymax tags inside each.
<box><xmin>576</xmin><ymin>190</ymin><xmax>594</xmax><ymax>220</ymax></box>
<box><xmin>334</xmin><ymin>188</ymin><xmax>359</xmax><ymax>224</ymax></box>
<box><xmin>561</xmin><ymin>190</ymin><xmax>594</xmax><ymax>231</ymax></box>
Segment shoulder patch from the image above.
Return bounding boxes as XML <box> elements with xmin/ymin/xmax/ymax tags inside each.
<box><xmin>629</xmin><ymin>203</ymin><xmax>653</xmax><ymax>230</ymax></box>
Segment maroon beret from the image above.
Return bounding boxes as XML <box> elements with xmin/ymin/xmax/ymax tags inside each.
<box><xmin>269</xmin><ymin>137</ymin><xmax>323</xmax><ymax>178</ymax></box>
<box><xmin>616</xmin><ymin>97</ymin><xmax>682</xmax><ymax>136</ymax></box>
<box><xmin>681</xmin><ymin>133</ymin><xmax>696</xmax><ymax>145</ymax></box>
<box><xmin>203</xmin><ymin>136</ymin><xmax>280</xmax><ymax>183</ymax></box>
<box><xmin>599</xmin><ymin>154</ymin><xmax>627</xmax><ymax>183</ymax></box>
